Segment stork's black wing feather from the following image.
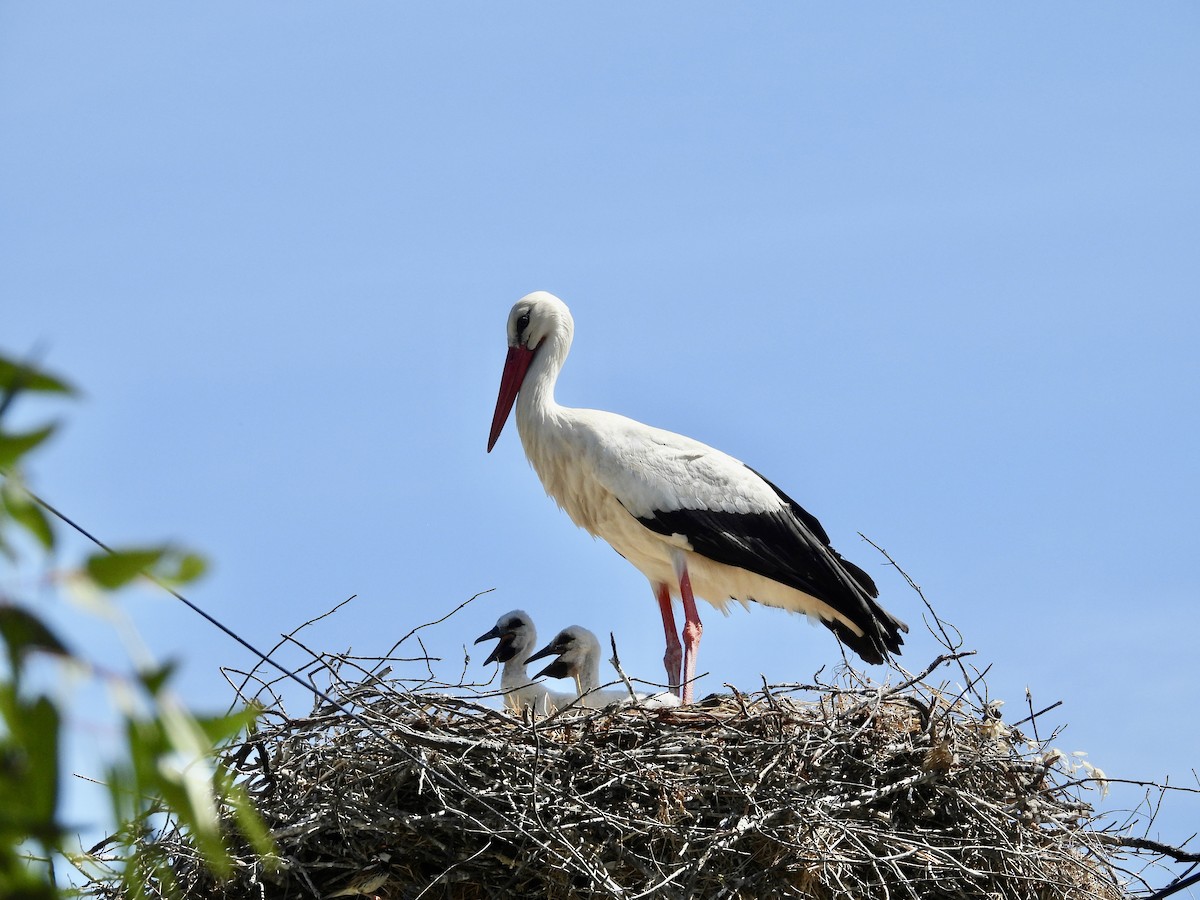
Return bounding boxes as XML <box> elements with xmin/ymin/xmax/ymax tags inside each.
<box><xmin>632</xmin><ymin>465</ymin><xmax>907</xmax><ymax>663</ymax></box>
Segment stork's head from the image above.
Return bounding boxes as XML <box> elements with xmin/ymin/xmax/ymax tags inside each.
<box><xmin>526</xmin><ymin>624</ymin><xmax>599</xmax><ymax>681</ymax></box>
<box><xmin>488</xmin><ymin>291</ymin><xmax>574</xmax><ymax>452</ymax></box>
<box><xmin>474</xmin><ymin>609</ymin><xmax>537</xmax><ymax>665</ymax></box>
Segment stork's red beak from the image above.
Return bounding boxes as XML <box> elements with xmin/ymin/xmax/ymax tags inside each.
<box><xmin>488</xmin><ymin>344</ymin><xmax>535</xmax><ymax>452</ymax></box>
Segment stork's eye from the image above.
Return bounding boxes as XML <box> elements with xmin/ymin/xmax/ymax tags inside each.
<box><xmin>517</xmin><ymin>312</ymin><xmax>531</xmax><ymax>333</ymax></box>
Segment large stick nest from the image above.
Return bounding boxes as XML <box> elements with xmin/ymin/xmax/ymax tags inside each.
<box><xmin>81</xmin><ymin>602</ymin><xmax>1196</xmax><ymax>900</ymax></box>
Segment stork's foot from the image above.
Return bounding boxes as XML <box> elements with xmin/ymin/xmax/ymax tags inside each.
<box><xmin>663</xmin><ymin>645</ymin><xmax>682</xmax><ymax>696</ymax></box>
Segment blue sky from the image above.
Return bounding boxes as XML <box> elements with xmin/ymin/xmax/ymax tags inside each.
<box><xmin>3</xmin><ymin>2</ymin><xmax>1197</xmax><ymax>876</ymax></box>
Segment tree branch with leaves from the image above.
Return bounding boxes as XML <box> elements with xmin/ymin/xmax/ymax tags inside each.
<box><xmin>0</xmin><ymin>352</ymin><xmax>272</xmax><ymax>900</ymax></box>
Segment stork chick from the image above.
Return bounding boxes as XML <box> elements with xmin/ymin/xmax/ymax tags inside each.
<box><xmin>474</xmin><ymin>610</ymin><xmax>567</xmax><ymax>716</ymax></box>
<box><xmin>527</xmin><ymin>625</ymin><xmax>680</xmax><ymax>709</ymax></box>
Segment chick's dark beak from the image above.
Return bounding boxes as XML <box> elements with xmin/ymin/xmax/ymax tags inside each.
<box><xmin>525</xmin><ymin>641</ymin><xmax>557</xmax><ymax>665</ymax></box>
<box><xmin>476</xmin><ymin>626</ymin><xmax>517</xmax><ymax>665</ymax></box>
<box><xmin>534</xmin><ymin>657</ymin><xmax>572</xmax><ymax>680</ymax></box>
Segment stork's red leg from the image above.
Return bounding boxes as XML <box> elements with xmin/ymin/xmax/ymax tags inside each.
<box><xmin>678</xmin><ymin>566</ymin><xmax>703</xmax><ymax>705</ymax></box>
<box><xmin>655</xmin><ymin>582</ymin><xmax>682</xmax><ymax>696</ymax></box>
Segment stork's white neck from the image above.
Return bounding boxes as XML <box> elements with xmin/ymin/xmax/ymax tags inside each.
<box><xmin>515</xmin><ymin>319</ymin><xmax>572</xmax><ymax>455</ymax></box>
<box><xmin>576</xmin><ymin>644</ymin><xmax>601</xmax><ymax>693</ymax></box>
<box><xmin>501</xmin><ymin>655</ymin><xmax>526</xmax><ymax>685</ymax></box>
<box><xmin>500</xmin><ymin>634</ymin><xmax>535</xmax><ymax>690</ymax></box>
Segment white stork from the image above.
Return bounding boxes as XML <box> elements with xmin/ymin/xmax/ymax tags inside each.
<box><xmin>487</xmin><ymin>292</ymin><xmax>907</xmax><ymax>704</ymax></box>
<box><xmin>474</xmin><ymin>609</ymin><xmax>571</xmax><ymax>716</ymax></box>
<box><xmin>526</xmin><ymin>625</ymin><xmax>681</xmax><ymax>709</ymax></box>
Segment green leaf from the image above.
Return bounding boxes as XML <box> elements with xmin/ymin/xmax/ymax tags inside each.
<box><xmin>0</xmin><ymin>424</ymin><xmax>56</xmax><ymax>470</ymax></box>
<box><xmin>168</xmin><ymin>552</ymin><xmax>208</xmax><ymax>585</ymax></box>
<box><xmin>85</xmin><ymin>547</ymin><xmax>167</xmax><ymax>590</ymax></box>
<box><xmin>0</xmin><ymin>858</ymin><xmax>58</xmax><ymax>900</ymax></box>
<box><xmin>0</xmin><ymin>689</ymin><xmax>61</xmax><ymax>844</ymax></box>
<box><xmin>131</xmin><ymin>711</ymin><xmax>232</xmax><ymax>879</ymax></box>
<box><xmin>0</xmin><ymin>356</ymin><xmax>76</xmax><ymax>396</ymax></box>
<box><xmin>194</xmin><ymin>705</ymin><xmax>260</xmax><ymax>746</ymax></box>
<box><xmin>228</xmin><ymin>781</ymin><xmax>276</xmax><ymax>860</ymax></box>
<box><xmin>137</xmin><ymin>662</ymin><xmax>178</xmax><ymax>698</ymax></box>
<box><xmin>84</xmin><ymin>546</ymin><xmax>209</xmax><ymax>592</ymax></box>
<box><xmin>104</xmin><ymin>762</ymin><xmax>138</xmax><ymax>833</ymax></box>
<box><xmin>0</xmin><ymin>606</ymin><xmax>72</xmax><ymax>677</ymax></box>
<box><xmin>1</xmin><ymin>490</ymin><xmax>54</xmax><ymax>552</ymax></box>
<box><xmin>14</xmin><ymin>696</ymin><xmax>60</xmax><ymax>830</ymax></box>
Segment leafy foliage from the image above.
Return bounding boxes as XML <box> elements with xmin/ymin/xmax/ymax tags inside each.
<box><xmin>0</xmin><ymin>351</ymin><xmax>272</xmax><ymax>898</ymax></box>
<box><xmin>0</xmin><ymin>358</ymin><xmax>75</xmax><ymax>397</ymax></box>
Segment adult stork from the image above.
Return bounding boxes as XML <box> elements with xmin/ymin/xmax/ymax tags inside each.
<box><xmin>487</xmin><ymin>292</ymin><xmax>907</xmax><ymax>704</ymax></box>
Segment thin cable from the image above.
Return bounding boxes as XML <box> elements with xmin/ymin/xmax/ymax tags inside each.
<box><xmin>0</xmin><ymin>376</ymin><xmax>597</xmax><ymax>863</ymax></box>
<box><xmin>34</xmin><ymin>491</ymin><xmax>278</xmax><ymax>668</ymax></box>
<box><xmin>11</xmin><ymin>481</ymin><xmax>600</xmax><ymax>866</ymax></box>
<box><xmin>1148</xmin><ymin>867</ymin><xmax>1200</xmax><ymax>900</ymax></box>
<box><xmin>13</xmin><ymin>479</ymin><xmax>398</xmax><ymax>746</ymax></box>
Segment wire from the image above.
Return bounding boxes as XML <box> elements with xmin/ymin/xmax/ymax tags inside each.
<box><xmin>1147</xmin><ymin>866</ymin><xmax>1200</xmax><ymax>900</ymax></box>
<box><xmin>8</xmin><ymin>475</ymin><xmax>399</xmax><ymax>747</ymax></box>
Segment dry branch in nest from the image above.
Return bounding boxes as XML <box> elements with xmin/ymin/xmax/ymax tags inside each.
<box><xmin>80</xmin><ymin>595</ymin><xmax>1197</xmax><ymax>899</ymax></box>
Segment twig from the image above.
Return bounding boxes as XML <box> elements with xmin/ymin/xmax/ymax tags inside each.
<box><xmin>376</xmin><ymin>589</ymin><xmax>493</xmax><ymax>665</ymax></box>
<box><xmin>860</xmin><ymin>533</ymin><xmax>986</xmax><ymax>709</ymax></box>
<box><xmin>608</xmin><ymin>632</ymin><xmax>640</xmax><ymax>702</ymax></box>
